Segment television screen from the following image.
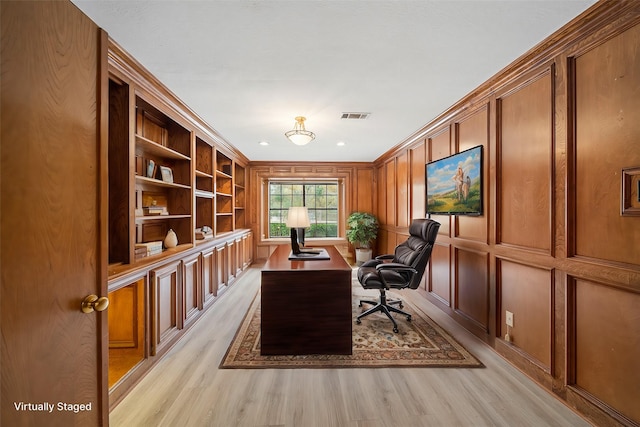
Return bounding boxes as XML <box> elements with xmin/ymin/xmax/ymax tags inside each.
<box><xmin>426</xmin><ymin>145</ymin><xmax>483</xmax><ymax>215</ymax></box>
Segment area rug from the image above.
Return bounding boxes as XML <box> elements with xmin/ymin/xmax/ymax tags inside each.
<box><xmin>220</xmin><ymin>284</ymin><xmax>483</xmax><ymax>369</ymax></box>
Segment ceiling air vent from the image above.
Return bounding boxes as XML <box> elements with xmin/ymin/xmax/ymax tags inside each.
<box><xmin>341</xmin><ymin>112</ymin><xmax>370</xmax><ymax>120</ymax></box>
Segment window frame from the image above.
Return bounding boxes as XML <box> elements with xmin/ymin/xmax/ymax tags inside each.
<box><xmin>263</xmin><ymin>178</ymin><xmax>346</xmax><ymax>242</ymax></box>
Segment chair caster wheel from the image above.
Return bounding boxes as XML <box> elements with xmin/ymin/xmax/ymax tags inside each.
<box><xmin>399</xmin><ymin>303</ymin><xmax>404</xmax><ymax>309</ymax></box>
<box><xmin>358</xmin><ymin>302</ymin><xmax>362</xmax><ymax>307</ymax></box>
<box><xmin>356</xmin><ymin>319</ymin><xmax>361</xmax><ymax>325</ymax></box>
<box><xmin>407</xmin><ymin>315</ymin><xmax>412</xmax><ymax>321</ymax></box>
<box><xmin>393</xmin><ymin>327</ymin><xmax>399</xmax><ymax>333</ymax></box>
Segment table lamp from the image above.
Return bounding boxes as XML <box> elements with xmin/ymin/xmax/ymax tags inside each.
<box><xmin>287</xmin><ymin>206</ymin><xmax>310</xmax><ymax>254</ymax></box>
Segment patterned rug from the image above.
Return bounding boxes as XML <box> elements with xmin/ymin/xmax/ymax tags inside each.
<box><xmin>220</xmin><ymin>283</ymin><xmax>483</xmax><ymax>369</ymax></box>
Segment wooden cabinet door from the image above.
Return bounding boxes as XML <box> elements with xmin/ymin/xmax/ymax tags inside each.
<box><xmin>182</xmin><ymin>253</ymin><xmax>201</xmax><ymax>328</ymax></box>
<box><xmin>1</xmin><ymin>2</ymin><xmax>108</xmax><ymax>425</ymax></box>
<box><xmin>150</xmin><ymin>261</ymin><xmax>182</xmax><ymax>356</ymax></box>
<box><xmin>201</xmin><ymin>247</ymin><xmax>218</xmax><ymax>307</ymax></box>
<box><xmin>216</xmin><ymin>244</ymin><xmax>228</xmax><ymax>291</ymax></box>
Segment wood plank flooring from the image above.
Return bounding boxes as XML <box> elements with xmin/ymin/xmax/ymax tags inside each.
<box><xmin>109</xmin><ymin>265</ymin><xmax>592</xmax><ymax>427</ymax></box>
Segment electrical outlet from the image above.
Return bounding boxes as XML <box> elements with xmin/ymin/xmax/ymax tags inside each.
<box><xmin>506</xmin><ymin>310</ymin><xmax>514</xmax><ymax>327</ymax></box>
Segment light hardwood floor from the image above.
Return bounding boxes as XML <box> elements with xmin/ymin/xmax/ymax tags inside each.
<box><xmin>109</xmin><ymin>265</ymin><xmax>592</xmax><ymax>427</ymax></box>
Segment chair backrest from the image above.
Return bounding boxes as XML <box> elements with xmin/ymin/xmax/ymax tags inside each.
<box><xmin>393</xmin><ymin>219</ymin><xmax>440</xmax><ymax>289</ymax></box>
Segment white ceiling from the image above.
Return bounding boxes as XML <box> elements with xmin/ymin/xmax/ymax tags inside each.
<box><xmin>72</xmin><ymin>0</ymin><xmax>597</xmax><ymax>162</ymax></box>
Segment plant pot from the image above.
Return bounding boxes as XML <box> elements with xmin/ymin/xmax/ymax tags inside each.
<box><xmin>355</xmin><ymin>248</ymin><xmax>372</xmax><ymax>266</ymax></box>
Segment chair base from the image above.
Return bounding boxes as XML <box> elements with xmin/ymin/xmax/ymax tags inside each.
<box><xmin>356</xmin><ymin>289</ymin><xmax>411</xmax><ymax>333</ymax></box>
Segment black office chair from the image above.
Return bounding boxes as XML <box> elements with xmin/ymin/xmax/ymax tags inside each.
<box><xmin>356</xmin><ymin>218</ymin><xmax>440</xmax><ymax>333</ymax></box>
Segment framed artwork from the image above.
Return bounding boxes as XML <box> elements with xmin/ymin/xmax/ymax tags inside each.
<box><xmin>426</xmin><ymin>145</ymin><xmax>483</xmax><ymax>215</ymax></box>
<box><xmin>160</xmin><ymin>166</ymin><xmax>174</xmax><ymax>183</ymax></box>
<box><xmin>147</xmin><ymin>159</ymin><xmax>156</xmax><ymax>178</ymax></box>
<box><xmin>621</xmin><ymin>166</ymin><xmax>640</xmax><ymax>216</ymax></box>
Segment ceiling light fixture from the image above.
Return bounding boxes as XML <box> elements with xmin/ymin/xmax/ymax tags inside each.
<box><xmin>285</xmin><ymin>116</ymin><xmax>315</xmax><ymax>146</ymax></box>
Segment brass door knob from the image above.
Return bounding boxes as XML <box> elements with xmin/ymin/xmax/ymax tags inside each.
<box><xmin>81</xmin><ymin>294</ymin><xmax>109</xmax><ymax>313</ymax></box>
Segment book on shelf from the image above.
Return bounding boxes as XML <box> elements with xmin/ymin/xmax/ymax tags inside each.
<box><xmin>143</xmin><ymin>206</ymin><xmax>168</xmax><ymax>216</ymax></box>
<box><xmin>135</xmin><ymin>241</ymin><xmax>163</xmax><ymax>256</ymax></box>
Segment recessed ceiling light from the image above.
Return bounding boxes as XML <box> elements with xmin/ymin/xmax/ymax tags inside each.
<box><xmin>259</xmin><ymin>141</ymin><xmax>269</xmax><ymax>146</ymax></box>
<box><xmin>337</xmin><ymin>141</ymin><xmax>345</xmax><ymax>146</ymax></box>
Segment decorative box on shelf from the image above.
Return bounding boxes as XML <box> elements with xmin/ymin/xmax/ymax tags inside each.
<box><xmin>195</xmin><ymin>226</ymin><xmax>213</xmax><ymax>240</ymax></box>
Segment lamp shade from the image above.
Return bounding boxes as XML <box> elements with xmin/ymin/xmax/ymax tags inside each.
<box><xmin>286</xmin><ymin>207</ymin><xmax>310</xmax><ymax>228</ymax></box>
<box><xmin>285</xmin><ymin>116</ymin><xmax>315</xmax><ymax>146</ymax></box>
<box><xmin>286</xmin><ymin>133</ymin><xmax>314</xmax><ymax>146</ymax></box>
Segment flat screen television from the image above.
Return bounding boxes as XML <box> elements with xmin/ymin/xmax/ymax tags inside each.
<box><xmin>426</xmin><ymin>145</ymin><xmax>483</xmax><ymax>215</ymax></box>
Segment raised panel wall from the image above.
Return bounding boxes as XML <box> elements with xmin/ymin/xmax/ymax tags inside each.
<box><xmin>456</xmin><ymin>107</ymin><xmax>489</xmax><ymax>243</ymax></box>
<box><xmin>572</xmin><ymin>278</ymin><xmax>640</xmax><ymax>424</ymax></box>
<box><xmin>372</xmin><ymin>4</ymin><xmax>640</xmax><ymax>426</ymax></box>
<box><xmin>247</xmin><ymin>162</ymin><xmax>376</xmax><ymax>261</ymax></box>
<box><xmin>428</xmin><ymin>128</ymin><xmax>452</xmax><ymax>238</ymax></box>
<box><xmin>498</xmin><ymin>71</ymin><xmax>553</xmax><ymax>253</ymax></box>
<box><xmin>499</xmin><ymin>259</ymin><xmax>552</xmax><ymax>369</ymax></box>
<box><xmin>574</xmin><ymin>23</ymin><xmax>640</xmax><ymax>266</ymax></box>
<box><xmin>429</xmin><ymin>243</ymin><xmax>451</xmax><ymax>305</ymax></box>
<box><xmin>410</xmin><ymin>142</ymin><xmax>426</xmax><ymax>219</ymax></box>
<box><xmin>396</xmin><ymin>152</ymin><xmax>409</xmax><ymax>227</ymax></box>
<box><xmin>454</xmin><ymin>248</ymin><xmax>489</xmax><ymax>332</ymax></box>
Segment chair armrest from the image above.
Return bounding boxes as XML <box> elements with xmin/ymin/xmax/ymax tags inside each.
<box><xmin>376</xmin><ymin>263</ymin><xmax>418</xmax><ymax>289</ymax></box>
<box><xmin>376</xmin><ymin>263</ymin><xmax>417</xmax><ymax>275</ymax></box>
<box><xmin>374</xmin><ymin>254</ymin><xmax>394</xmax><ymax>261</ymax></box>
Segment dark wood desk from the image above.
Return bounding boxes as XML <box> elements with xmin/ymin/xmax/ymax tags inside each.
<box><xmin>260</xmin><ymin>245</ymin><xmax>352</xmax><ymax>355</ymax></box>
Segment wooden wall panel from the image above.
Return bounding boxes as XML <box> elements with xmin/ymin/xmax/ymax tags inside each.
<box><xmin>428</xmin><ymin>128</ymin><xmax>452</xmax><ymax>237</ymax></box>
<box><xmin>498</xmin><ymin>72</ymin><xmax>553</xmax><ymax>253</ymax></box>
<box><xmin>455</xmin><ymin>248</ymin><xmax>489</xmax><ymax>331</ymax></box>
<box><xmin>376</xmin><ymin>228</ymin><xmax>389</xmax><ymax>257</ymax></box>
<box><xmin>429</xmin><ymin>243</ymin><xmax>451</xmax><ymax>305</ymax></box>
<box><xmin>247</xmin><ymin>162</ymin><xmax>375</xmax><ymax>260</ymax></box>
<box><xmin>573</xmin><ymin>278</ymin><xmax>640</xmax><ymax>424</ymax></box>
<box><xmin>574</xmin><ymin>23</ymin><xmax>640</xmax><ymax>265</ymax></box>
<box><xmin>385</xmin><ymin>160</ymin><xmax>396</xmax><ymax>226</ymax></box>
<box><xmin>410</xmin><ymin>142</ymin><xmax>426</xmax><ymax>220</ymax></box>
<box><xmin>371</xmin><ymin>4</ymin><xmax>640</xmax><ymax>426</ymax></box>
<box><xmin>499</xmin><ymin>259</ymin><xmax>552</xmax><ymax>368</ymax></box>
<box><xmin>396</xmin><ymin>152</ymin><xmax>409</xmax><ymax>227</ymax></box>
<box><xmin>356</xmin><ymin>168</ymin><xmax>374</xmax><ymax>214</ymax></box>
<box><xmin>456</xmin><ymin>107</ymin><xmax>489</xmax><ymax>243</ymax></box>
<box><xmin>376</xmin><ymin>165</ymin><xmax>386</xmax><ymax>226</ymax></box>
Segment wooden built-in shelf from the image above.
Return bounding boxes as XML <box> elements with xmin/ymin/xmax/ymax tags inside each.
<box><xmin>195</xmin><ymin>170</ymin><xmax>213</xmax><ymax>179</ymax></box>
<box><xmin>135</xmin><ymin>134</ymin><xmax>190</xmax><ymax>160</ymax></box>
<box><xmin>135</xmin><ymin>175</ymin><xmax>191</xmax><ymax>189</ymax></box>
<box><xmin>135</xmin><ymin>214</ymin><xmax>191</xmax><ymax>222</ymax></box>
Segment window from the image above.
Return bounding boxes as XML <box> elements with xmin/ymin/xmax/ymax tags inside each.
<box><xmin>268</xmin><ymin>181</ymin><xmax>339</xmax><ymax>238</ymax></box>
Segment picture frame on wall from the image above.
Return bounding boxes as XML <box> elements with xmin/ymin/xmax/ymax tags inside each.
<box><xmin>426</xmin><ymin>145</ymin><xmax>483</xmax><ymax>215</ymax></box>
<box><xmin>160</xmin><ymin>166</ymin><xmax>174</xmax><ymax>183</ymax></box>
<box><xmin>621</xmin><ymin>166</ymin><xmax>640</xmax><ymax>216</ymax></box>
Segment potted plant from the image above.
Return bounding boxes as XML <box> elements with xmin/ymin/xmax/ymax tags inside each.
<box><xmin>346</xmin><ymin>212</ymin><xmax>379</xmax><ymax>265</ymax></box>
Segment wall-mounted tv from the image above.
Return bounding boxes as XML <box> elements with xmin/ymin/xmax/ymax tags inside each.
<box><xmin>426</xmin><ymin>145</ymin><xmax>483</xmax><ymax>215</ymax></box>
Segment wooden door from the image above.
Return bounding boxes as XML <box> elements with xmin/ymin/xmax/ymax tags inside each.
<box><xmin>1</xmin><ymin>2</ymin><xmax>108</xmax><ymax>425</ymax></box>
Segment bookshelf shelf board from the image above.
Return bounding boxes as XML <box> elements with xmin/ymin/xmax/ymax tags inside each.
<box><xmin>135</xmin><ymin>134</ymin><xmax>190</xmax><ymax>160</ymax></box>
<box><xmin>216</xmin><ymin>192</ymin><xmax>233</xmax><ymax>198</ymax></box>
<box><xmin>215</xmin><ymin>170</ymin><xmax>232</xmax><ymax>179</ymax></box>
<box><xmin>216</xmin><ymin>212</ymin><xmax>233</xmax><ymax>216</ymax></box>
<box><xmin>135</xmin><ymin>214</ymin><xmax>191</xmax><ymax>222</ymax></box>
<box><xmin>135</xmin><ymin>175</ymin><xmax>191</xmax><ymax>189</ymax></box>
<box><xmin>195</xmin><ymin>170</ymin><xmax>213</xmax><ymax>179</ymax></box>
